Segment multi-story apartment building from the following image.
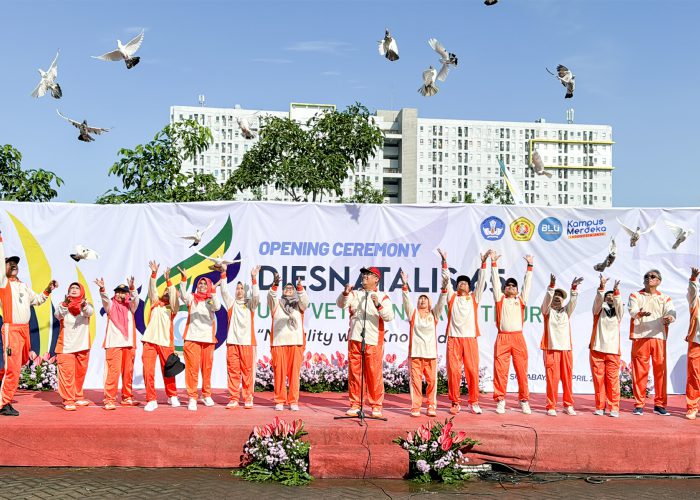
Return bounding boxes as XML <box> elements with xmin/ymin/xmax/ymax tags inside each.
<box><xmin>171</xmin><ymin>103</ymin><xmax>613</xmax><ymax>207</ymax></box>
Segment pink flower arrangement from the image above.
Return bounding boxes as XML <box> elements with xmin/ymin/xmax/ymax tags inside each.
<box><xmin>19</xmin><ymin>351</ymin><xmax>58</xmax><ymax>391</ymax></box>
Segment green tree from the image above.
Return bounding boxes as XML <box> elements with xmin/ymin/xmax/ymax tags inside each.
<box><xmin>0</xmin><ymin>145</ymin><xmax>64</xmax><ymax>202</ymax></box>
<box><xmin>482</xmin><ymin>181</ymin><xmax>515</xmax><ymax>205</ymax></box>
<box><xmin>224</xmin><ymin>103</ymin><xmax>384</xmax><ymax>202</ymax></box>
<box><xmin>450</xmin><ymin>192</ymin><xmax>475</xmax><ymax>204</ymax></box>
<box><xmin>96</xmin><ymin>120</ymin><xmax>225</xmax><ymax>204</ymax></box>
<box><xmin>339</xmin><ymin>179</ymin><xmax>385</xmax><ymax>204</ymax></box>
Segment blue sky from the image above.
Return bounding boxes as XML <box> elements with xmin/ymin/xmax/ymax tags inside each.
<box><xmin>1</xmin><ymin>0</ymin><xmax>698</xmax><ymax>206</ymax></box>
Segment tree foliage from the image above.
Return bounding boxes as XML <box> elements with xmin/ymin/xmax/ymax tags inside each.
<box><xmin>0</xmin><ymin>145</ymin><xmax>64</xmax><ymax>202</ymax></box>
<box><xmin>482</xmin><ymin>181</ymin><xmax>515</xmax><ymax>205</ymax></box>
<box><xmin>96</xmin><ymin>119</ymin><xmax>225</xmax><ymax>204</ymax></box>
<box><xmin>339</xmin><ymin>179</ymin><xmax>385</xmax><ymax>204</ymax></box>
<box><xmin>450</xmin><ymin>192</ymin><xmax>475</xmax><ymax>204</ymax></box>
<box><xmin>225</xmin><ymin>103</ymin><xmax>384</xmax><ymax>202</ymax></box>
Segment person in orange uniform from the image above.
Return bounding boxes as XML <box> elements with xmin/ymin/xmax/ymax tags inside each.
<box><xmin>0</xmin><ymin>233</ymin><xmax>58</xmax><ymax>417</ymax></box>
<box><xmin>54</xmin><ymin>282</ymin><xmax>94</xmax><ymax>411</ymax></box>
<box><xmin>142</xmin><ymin>261</ymin><xmax>180</xmax><ymax>412</ymax></box>
<box><xmin>177</xmin><ymin>268</ymin><xmax>221</xmax><ymax>412</ymax></box>
<box><xmin>684</xmin><ymin>267</ymin><xmax>700</xmax><ymax>420</ymax></box>
<box><xmin>96</xmin><ymin>277</ymin><xmax>140</xmax><ymax>410</ymax></box>
<box><xmin>438</xmin><ymin>248</ymin><xmax>489</xmax><ymax>415</ymax></box>
<box><xmin>400</xmin><ymin>270</ymin><xmax>447</xmax><ymax>417</ymax></box>
<box><xmin>589</xmin><ymin>274</ymin><xmax>623</xmax><ymax>418</ymax></box>
<box><xmin>267</xmin><ymin>273</ymin><xmax>308</xmax><ymax>411</ymax></box>
<box><xmin>489</xmin><ymin>252</ymin><xmax>533</xmax><ymax>415</ymax></box>
<box><xmin>220</xmin><ymin>265</ymin><xmax>260</xmax><ymax>409</ymax></box>
<box><xmin>540</xmin><ymin>274</ymin><xmax>583</xmax><ymax>416</ymax></box>
<box><xmin>628</xmin><ymin>269</ymin><xmax>676</xmax><ymax>416</ymax></box>
<box><xmin>336</xmin><ymin>266</ymin><xmax>395</xmax><ymax>418</ymax></box>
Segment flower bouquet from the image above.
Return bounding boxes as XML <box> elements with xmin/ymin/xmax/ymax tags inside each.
<box><xmin>19</xmin><ymin>351</ymin><xmax>58</xmax><ymax>391</ymax></box>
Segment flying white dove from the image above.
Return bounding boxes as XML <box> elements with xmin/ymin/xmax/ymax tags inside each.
<box><xmin>92</xmin><ymin>30</ymin><xmax>144</xmax><ymax>69</ymax></box>
<box><xmin>70</xmin><ymin>245</ymin><xmax>99</xmax><ymax>262</ymax></box>
<box><xmin>179</xmin><ymin>220</ymin><xmax>215</xmax><ymax>247</ymax></box>
<box><xmin>617</xmin><ymin>218</ymin><xmax>656</xmax><ymax>247</ymax></box>
<box><xmin>418</xmin><ymin>66</ymin><xmax>439</xmax><ymax>97</ymax></box>
<box><xmin>665</xmin><ymin>221</ymin><xmax>694</xmax><ymax>250</ymax></box>
<box><xmin>531</xmin><ymin>150</ymin><xmax>552</xmax><ymax>178</ymax></box>
<box><xmin>378</xmin><ymin>29</ymin><xmax>399</xmax><ymax>62</ymax></box>
<box><xmin>31</xmin><ymin>50</ymin><xmax>62</xmax><ymax>99</ymax></box>
<box><xmin>195</xmin><ymin>251</ymin><xmax>241</xmax><ymax>270</ymax></box>
<box><xmin>428</xmin><ymin>38</ymin><xmax>458</xmax><ymax>82</ymax></box>
<box><xmin>56</xmin><ymin>109</ymin><xmax>110</xmax><ymax>142</ymax></box>
<box><xmin>236</xmin><ymin>116</ymin><xmax>257</xmax><ymax>140</ymax></box>
<box><xmin>593</xmin><ymin>238</ymin><xmax>616</xmax><ymax>272</ymax></box>
<box><xmin>547</xmin><ymin>65</ymin><xmax>575</xmax><ymax>98</ymax></box>
<box><xmin>485</xmin><ymin>0</ymin><xmax>499</xmax><ymax>5</ymax></box>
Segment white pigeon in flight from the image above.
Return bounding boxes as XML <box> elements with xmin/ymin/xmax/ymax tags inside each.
<box><xmin>92</xmin><ymin>30</ymin><xmax>144</xmax><ymax>69</ymax></box>
<box><xmin>179</xmin><ymin>220</ymin><xmax>215</xmax><ymax>247</ymax></box>
<box><xmin>378</xmin><ymin>29</ymin><xmax>399</xmax><ymax>62</ymax></box>
<box><xmin>617</xmin><ymin>218</ymin><xmax>656</xmax><ymax>247</ymax></box>
<box><xmin>236</xmin><ymin>116</ymin><xmax>257</xmax><ymax>140</ymax></box>
<box><xmin>547</xmin><ymin>65</ymin><xmax>575</xmax><ymax>98</ymax></box>
<box><xmin>70</xmin><ymin>245</ymin><xmax>99</xmax><ymax>262</ymax></box>
<box><xmin>531</xmin><ymin>150</ymin><xmax>552</xmax><ymax>178</ymax></box>
<box><xmin>195</xmin><ymin>251</ymin><xmax>241</xmax><ymax>270</ymax></box>
<box><xmin>31</xmin><ymin>50</ymin><xmax>62</xmax><ymax>99</ymax></box>
<box><xmin>56</xmin><ymin>109</ymin><xmax>110</xmax><ymax>142</ymax></box>
<box><xmin>428</xmin><ymin>38</ymin><xmax>458</xmax><ymax>82</ymax></box>
<box><xmin>665</xmin><ymin>221</ymin><xmax>694</xmax><ymax>250</ymax></box>
<box><xmin>593</xmin><ymin>238</ymin><xmax>616</xmax><ymax>272</ymax></box>
<box><xmin>418</xmin><ymin>66</ymin><xmax>439</xmax><ymax>97</ymax></box>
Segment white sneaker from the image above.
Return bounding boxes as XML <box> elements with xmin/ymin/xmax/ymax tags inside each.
<box><xmin>564</xmin><ymin>406</ymin><xmax>577</xmax><ymax>416</ymax></box>
<box><xmin>471</xmin><ymin>404</ymin><xmax>483</xmax><ymax>414</ymax></box>
<box><xmin>274</xmin><ymin>403</ymin><xmax>284</xmax><ymax>411</ymax></box>
<box><xmin>169</xmin><ymin>396</ymin><xmax>181</xmax><ymax>408</ymax></box>
<box><xmin>346</xmin><ymin>406</ymin><xmax>360</xmax><ymax>416</ymax></box>
<box><xmin>547</xmin><ymin>409</ymin><xmax>557</xmax><ymax>416</ymax></box>
<box><xmin>226</xmin><ymin>401</ymin><xmax>239</xmax><ymax>409</ymax></box>
<box><xmin>188</xmin><ymin>398</ymin><xmax>198</xmax><ymax>411</ymax></box>
<box><xmin>144</xmin><ymin>401</ymin><xmax>158</xmax><ymax>412</ymax></box>
<box><xmin>609</xmin><ymin>410</ymin><xmax>620</xmax><ymax>418</ymax></box>
<box><xmin>495</xmin><ymin>399</ymin><xmax>506</xmax><ymax>414</ymax></box>
<box><xmin>593</xmin><ymin>409</ymin><xmax>604</xmax><ymax>416</ymax></box>
<box><xmin>244</xmin><ymin>400</ymin><xmax>254</xmax><ymax>409</ymax></box>
<box><xmin>520</xmin><ymin>400</ymin><xmax>532</xmax><ymax>415</ymax></box>
<box><xmin>202</xmin><ymin>396</ymin><xmax>215</xmax><ymax>407</ymax></box>
<box><xmin>290</xmin><ymin>404</ymin><xmax>299</xmax><ymax>411</ymax></box>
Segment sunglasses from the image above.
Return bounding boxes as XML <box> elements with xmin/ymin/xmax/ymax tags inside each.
<box><xmin>643</xmin><ymin>274</ymin><xmax>660</xmax><ymax>280</ymax></box>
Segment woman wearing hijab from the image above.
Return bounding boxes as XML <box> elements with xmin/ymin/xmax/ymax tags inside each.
<box><xmin>400</xmin><ymin>270</ymin><xmax>448</xmax><ymax>417</ymax></box>
<box><xmin>267</xmin><ymin>273</ymin><xmax>309</xmax><ymax>411</ymax></box>
<box><xmin>142</xmin><ymin>261</ymin><xmax>180</xmax><ymax>412</ymax></box>
<box><xmin>589</xmin><ymin>274</ymin><xmax>624</xmax><ymax>418</ymax></box>
<box><xmin>54</xmin><ymin>282</ymin><xmax>94</xmax><ymax>411</ymax></box>
<box><xmin>95</xmin><ymin>276</ymin><xmax>139</xmax><ymax>410</ymax></box>
<box><xmin>177</xmin><ymin>267</ymin><xmax>221</xmax><ymax>411</ymax></box>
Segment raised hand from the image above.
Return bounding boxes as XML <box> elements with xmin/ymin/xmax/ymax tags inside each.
<box><xmin>164</xmin><ymin>267</ymin><xmax>171</xmax><ymax>281</ymax></box>
<box><xmin>490</xmin><ymin>250</ymin><xmax>501</xmax><ymax>262</ymax></box>
<box><xmin>344</xmin><ymin>283</ymin><xmax>354</xmax><ymax>294</ymax></box>
<box><xmin>400</xmin><ymin>270</ymin><xmax>408</xmax><ymax>284</ymax></box>
<box><xmin>437</xmin><ymin>248</ymin><xmax>447</xmax><ymax>262</ymax></box>
<box><xmin>550</xmin><ymin>274</ymin><xmax>556</xmax><ymax>287</ymax></box>
<box><xmin>525</xmin><ymin>255</ymin><xmax>534</xmax><ymax>266</ymax></box>
<box><xmin>81</xmin><ymin>299</ymin><xmax>87</xmax><ymax>308</ymax></box>
<box><xmin>46</xmin><ymin>279</ymin><xmax>58</xmax><ymax>292</ymax></box>
<box><xmin>296</xmin><ymin>277</ymin><xmax>303</xmax><ymax>288</ymax></box>
<box><xmin>571</xmin><ymin>277</ymin><xmax>584</xmax><ymax>288</ymax></box>
<box><xmin>62</xmin><ymin>294</ymin><xmax>70</xmax><ymax>306</ymax></box>
<box><xmin>251</xmin><ymin>265</ymin><xmax>261</xmax><ymax>278</ymax></box>
<box><xmin>441</xmin><ymin>274</ymin><xmax>449</xmax><ymax>290</ymax></box>
<box><xmin>127</xmin><ymin>276</ymin><xmax>135</xmax><ymax>289</ymax></box>
<box><xmin>613</xmin><ymin>280</ymin><xmax>620</xmax><ymax>291</ymax></box>
<box><xmin>94</xmin><ymin>277</ymin><xmax>105</xmax><ymax>289</ymax></box>
<box><xmin>149</xmin><ymin>261</ymin><xmax>159</xmax><ymax>274</ymax></box>
<box><xmin>273</xmin><ymin>273</ymin><xmax>281</xmax><ymax>286</ymax></box>
<box><xmin>691</xmin><ymin>267</ymin><xmax>700</xmax><ymax>282</ymax></box>
<box><xmin>599</xmin><ymin>273</ymin><xmax>609</xmax><ymax>289</ymax></box>
<box><xmin>178</xmin><ymin>266</ymin><xmax>187</xmax><ymax>279</ymax></box>
<box><xmin>480</xmin><ymin>250</ymin><xmax>490</xmax><ymax>263</ymax></box>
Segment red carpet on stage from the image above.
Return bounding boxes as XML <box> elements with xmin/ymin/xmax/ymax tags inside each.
<box><xmin>0</xmin><ymin>390</ymin><xmax>697</xmax><ymax>478</ymax></box>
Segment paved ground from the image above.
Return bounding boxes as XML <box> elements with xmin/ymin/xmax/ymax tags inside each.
<box><xmin>0</xmin><ymin>468</ymin><xmax>698</xmax><ymax>499</ymax></box>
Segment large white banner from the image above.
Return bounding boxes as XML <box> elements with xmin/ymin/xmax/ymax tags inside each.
<box><xmin>0</xmin><ymin>201</ymin><xmax>696</xmax><ymax>393</ymax></box>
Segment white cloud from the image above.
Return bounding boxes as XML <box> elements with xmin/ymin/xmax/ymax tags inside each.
<box><xmin>286</xmin><ymin>41</ymin><xmax>352</xmax><ymax>54</ymax></box>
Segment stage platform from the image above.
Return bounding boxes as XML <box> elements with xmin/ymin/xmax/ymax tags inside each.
<box><xmin>0</xmin><ymin>390</ymin><xmax>697</xmax><ymax>478</ymax></box>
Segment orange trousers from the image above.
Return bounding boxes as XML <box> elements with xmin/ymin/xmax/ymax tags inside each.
<box><xmin>271</xmin><ymin>345</ymin><xmax>303</xmax><ymax>405</ymax></box>
<box><xmin>631</xmin><ymin>338</ymin><xmax>667</xmax><ymax>408</ymax></box>
<box><xmin>142</xmin><ymin>342</ymin><xmax>177</xmax><ymax>402</ymax></box>
<box><xmin>0</xmin><ymin>324</ymin><xmax>31</xmax><ymax>406</ymax></box>
<box><xmin>103</xmin><ymin>347</ymin><xmax>135</xmax><ymax>404</ymax></box>
<box><xmin>227</xmin><ymin>344</ymin><xmax>255</xmax><ymax>404</ymax></box>
<box><xmin>409</xmin><ymin>357</ymin><xmax>437</xmax><ymax>410</ymax></box>
<box><xmin>493</xmin><ymin>332</ymin><xmax>529</xmax><ymax>401</ymax></box>
<box><xmin>543</xmin><ymin>350</ymin><xmax>574</xmax><ymax>410</ymax></box>
<box><xmin>446</xmin><ymin>336</ymin><xmax>479</xmax><ymax>404</ymax></box>
<box><xmin>57</xmin><ymin>350</ymin><xmax>90</xmax><ymax>406</ymax></box>
<box><xmin>348</xmin><ymin>340</ymin><xmax>384</xmax><ymax>408</ymax></box>
<box><xmin>687</xmin><ymin>342</ymin><xmax>700</xmax><ymax>411</ymax></box>
<box><xmin>589</xmin><ymin>350</ymin><xmax>620</xmax><ymax>412</ymax></box>
<box><xmin>183</xmin><ymin>341</ymin><xmax>215</xmax><ymax>399</ymax></box>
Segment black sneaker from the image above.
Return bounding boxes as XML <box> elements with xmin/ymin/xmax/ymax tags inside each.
<box><xmin>653</xmin><ymin>406</ymin><xmax>670</xmax><ymax>416</ymax></box>
<box><xmin>632</xmin><ymin>407</ymin><xmax>643</xmax><ymax>416</ymax></box>
<box><xmin>0</xmin><ymin>403</ymin><xmax>19</xmax><ymax>416</ymax></box>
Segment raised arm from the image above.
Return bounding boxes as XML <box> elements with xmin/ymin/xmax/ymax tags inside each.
<box><xmin>29</xmin><ymin>280</ymin><xmax>55</xmax><ymax>306</ymax></box>
<box><xmin>148</xmin><ymin>261</ymin><xmax>160</xmax><ymax>304</ymax></box>
<box><xmin>247</xmin><ymin>265</ymin><xmax>261</xmax><ymax>310</ymax></box>
<box><xmin>489</xmin><ymin>250</ymin><xmax>503</xmax><ymax>302</ymax></box>
<box><xmin>593</xmin><ymin>274</ymin><xmax>608</xmax><ymax>315</ymax></box>
<box><xmin>613</xmin><ymin>282</ymin><xmax>624</xmax><ymax>321</ymax></box>
<box><xmin>296</xmin><ymin>277</ymin><xmax>309</xmax><ymax>313</ymax></box>
<box><xmin>95</xmin><ymin>278</ymin><xmax>111</xmax><ymax>313</ymax></box>
<box><xmin>688</xmin><ymin>267</ymin><xmax>700</xmax><ymax>308</ymax></box>
<box><xmin>127</xmin><ymin>276</ymin><xmax>139</xmax><ymax>313</ymax></box>
<box><xmin>0</xmin><ymin>235</ymin><xmax>7</xmax><ymax>289</ymax></box>
<box><xmin>541</xmin><ymin>276</ymin><xmax>554</xmax><ymax>315</ymax></box>
<box><xmin>473</xmin><ymin>250</ymin><xmax>490</xmax><ymax>304</ymax></box>
<box><xmin>400</xmin><ymin>270</ymin><xmax>414</xmax><ymax>319</ymax></box>
<box><xmin>177</xmin><ymin>267</ymin><xmax>193</xmax><ymax>306</ymax></box>
<box><xmin>432</xmin><ymin>277</ymin><xmax>448</xmax><ymax>320</ymax></box>
<box><xmin>219</xmin><ymin>272</ymin><xmax>235</xmax><ymax>309</ymax></box>
<box><xmin>336</xmin><ymin>283</ymin><xmax>358</xmax><ymax>310</ymax></box>
<box><xmin>521</xmin><ymin>255</ymin><xmax>534</xmax><ymax>305</ymax></box>
<box><xmin>566</xmin><ymin>277</ymin><xmax>583</xmax><ymax>316</ymax></box>
<box><xmin>81</xmin><ymin>300</ymin><xmax>95</xmax><ymax>318</ymax></box>
<box><xmin>438</xmin><ymin>248</ymin><xmax>455</xmax><ymax>302</ymax></box>
<box><xmin>267</xmin><ymin>272</ymin><xmax>280</xmax><ymax>314</ymax></box>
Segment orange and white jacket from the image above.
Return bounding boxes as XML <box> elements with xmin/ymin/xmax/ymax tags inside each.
<box><xmin>628</xmin><ymin>289</ymin><xmax>676</xmax><ymax>340</ymax></box>
<box><xmin>142</xmin><ymin>275</ymin><xmax>178</xmax><ymax>348</ymax></box>
<box><xmin>54</xmin><ymin>301</ymin><xmax>94</xmax><ymax>354</ymax></box>
<box><xmin>221</xmin><ymin>279</ymin><xmax>260</xmax><ymax>346</ymax></box>
<box><xmin>267</xmin><ymin>285</ymin><xmax>308</xmax><ymax>346</ymax></box>
<box><xmin>685</xmin><ymin>280</ymin><xmax>700</xmax><ymax>345</ymax></box>
<box><xmin>336</xmin><ymin>288</ymin><xmax>394</xmax><ymax>346</ymax></box>
<box><xmin>179</xmin><ymin>281</ymin><xmax>221</xmax><ymax>343</ymax></box>
<box><xmin>100</xmin><ymin>288</ymin><xmax>139</xmax><ymax>349</ymax></box>
<box><xmin>540</xmin><ymin>286</ymin><xmax>578</xmax><ymax>351</ymax></box>
<box><xmin>490</xmin><ymin>263</ymin><xmax>532</xmax><ymax>334</ymax></box>
<box><xmin>441</xmin><ymin>262</ymin><xmax>486</xmax><ymax>338</ymax></box>
<box><xmin>402</xmin><ymin>288</ymin><xmax>446</xmax><ymax>359</ymax></box>
<box><xmin>589</xmin><ymin>289</ymin><xmax>623</xmax><ymax>355</ymax></box>
<box><xmin>0</xmin><ymin>238</ymin><xmax>50</xmax><ymax>324</ymax></box>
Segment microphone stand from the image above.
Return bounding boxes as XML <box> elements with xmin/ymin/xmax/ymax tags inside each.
<box><xmin>335</xmin><ymin>287</ymin><xmax>387</xmax><ymax>423</ymax></box>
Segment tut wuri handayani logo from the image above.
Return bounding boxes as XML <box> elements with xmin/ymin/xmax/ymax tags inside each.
<box><xmin>480</xmin><ymin>216</ymin><xmax>505</xmax><ymax>241</ymax></box>
<box><xmin>510</xmin><ymin>217</ymin><xmax>535</xmax><ymax>242</ymax></box>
